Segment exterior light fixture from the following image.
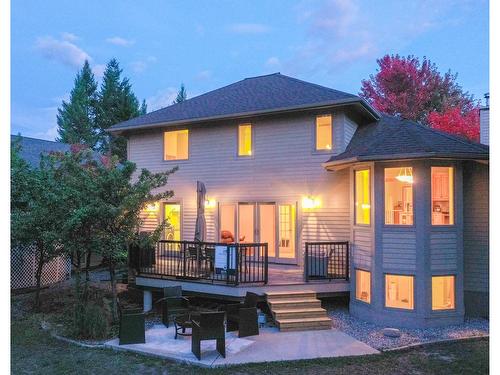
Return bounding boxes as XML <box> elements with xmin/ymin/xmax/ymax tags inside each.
<box><xmin>145</xmin><ymin>202</ymin><xmax>159</xmax><ymax>212</ymax></box>
<box><xmin>205</xmin><ymin>198</ymin><xmax>216</xmax><ymax>208</ymax></box>
<box><xmin>302</xmin><ymin>196</ymin><xmax>321</xmax><ymax>209</ymax></box>
<box><xmin>396</xmin><ymin>167</ymin><xmax>413</xmax><ymax>184</ymax></box>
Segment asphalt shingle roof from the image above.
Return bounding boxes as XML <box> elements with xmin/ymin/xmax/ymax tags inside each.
<box><xmin>110</xmin><ymin>73</ymin><xmax>375</xmax><ymax>132</ymax></box>
<box><xmin>325</xmin><ymin>115</ymin><xmax>489</xmax><ymax>166</ymax></box>
<box><xmin>11</xmin><ymin>135</ymin><xmax>71</xmax><ymax>167</ymax></box>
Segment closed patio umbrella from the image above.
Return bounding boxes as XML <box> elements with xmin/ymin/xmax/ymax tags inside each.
<box><xmin>194</xmin><ymin>181</ymin><xmax>207</xmax><ymax>242</ymax></box>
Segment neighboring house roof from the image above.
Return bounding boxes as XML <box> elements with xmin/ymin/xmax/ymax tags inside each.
<box><xmin>323</xmin><ymin>115</ymin><xmax>489</xmax><ymax>169</ymax></box>
<box><xmin>109</xmin><ymin>73</ymin><xmax>379</xmax><ymax>133</ymax></box>
<box><xmin>11</xmin><ymin>135</ymin><xmax>70</xmax><ymax>167</ymax></box>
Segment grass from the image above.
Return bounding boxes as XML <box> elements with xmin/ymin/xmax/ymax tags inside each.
<box><xmin>11</xmin><ymin>286</ymin><xmax>489</xmax><ymax>374</ymax></box>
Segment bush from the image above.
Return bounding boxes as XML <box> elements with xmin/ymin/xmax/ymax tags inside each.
<box><xmin>72</xmin><ymin>302</ymin><xmax>109</xmax><ymax>339</ymax></box>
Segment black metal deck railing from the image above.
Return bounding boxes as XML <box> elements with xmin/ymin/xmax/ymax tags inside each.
<box><xmin>132</xmin><ymin>240</ymin><xmax>268</xmax><ymax>285</ymax></box>
<box><xmin>304</xmin><ymin>241</ymin><xmax>349</xmax><ymax>281</ymax></box>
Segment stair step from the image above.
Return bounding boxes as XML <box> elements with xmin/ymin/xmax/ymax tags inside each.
<box><xmin>268</xmin><ymin>299</ymin><xmax>322</xmax><ymax>309</ymax></box>
<box><xmin>277</xmin><ymin>317</ymin><xmax>332</xmax><ymax>332</ymax></box>
<box><xmin>272</xmin><ymin>307</ymin><xmax>327</xmax><ymax>320</ymax></box>
<box><xmin>265</xmin><ymin>290</ymin><xmax>316</xmax><ymax>300</ymax></box>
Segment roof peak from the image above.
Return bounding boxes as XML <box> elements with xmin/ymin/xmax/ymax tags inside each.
<box><xmin>11</xmin><ymin>134</ymin><xmax>65</xmax><ymax>144</ymax></box>
<box><xmin>243</xmin><ymin>72</ymin><xmax>281</xmax><ymax>80</ymax></box>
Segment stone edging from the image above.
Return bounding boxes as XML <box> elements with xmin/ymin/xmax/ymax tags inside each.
<box><xmin>381</xmin><ymin>334</ymin><xmax>489</xmax><ymax>352</ymax></box>
<box><xmin>40</xmin><ymin>321</ymin><xmax>106</xmax><ymax>349</ymax></box>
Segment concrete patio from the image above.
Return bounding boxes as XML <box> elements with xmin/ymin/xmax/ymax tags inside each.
<box><xmin>105</xmin><ymin>324</ymin><xmax>379</xmax><ymax>367</ymax></box>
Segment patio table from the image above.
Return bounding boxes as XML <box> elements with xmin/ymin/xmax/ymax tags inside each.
<box><xmin>173</xmin><ymin>312</ymin><xmax>200</xmax><ymax>339</ymax></box>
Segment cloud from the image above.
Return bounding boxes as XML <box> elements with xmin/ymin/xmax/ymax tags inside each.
<box><xmin>228</xmin><ymin>23</ymin><xmax>270</xmax><ymax>34</ymax></box>
<box><xmin>146</xmin><ymin>88</ymin><xmax>178</xmax><ymax>111</ymax></box>
<box><xmin>35</xmin><ymin>36</ymin><xmax>91</xmax><ymax>68</ymax></box>
<box><xmin>92</xmin><ymin>64</ymin><xmax>106</xmax><ymax>79</ymax></box>
<box><xmin>61</xmin><ymin>32</ymin><xmax>78</xmax><ymax>42</ymax></box>
<box><xmin>130</xmin><ymin>56</ymin><xmax>157</xmax><ymax>73</ymax></box>
<box><xmin>287</xmin><ymin>0</ymin><xmax>463</xmax><ymax>75</ymax></box>
<box><xmin>130</xmin><ymin>61</ymin><xmax>147</xmax><ymax>73</ymax></box>
<box><xmin>106</xmin><ymin>36</ymin><xmax>135</xmax><ymax>46</ymax></box>
<box><xmin>266</xmin><ymin>57</ymin><xmax>281</xmax><ymax>67</ymax></box>
<box><xmin>196</xmin><ymin>70</ymin><xmax>212</xmax><ymax>80</ymax></box>
<box><xmin>11</xmin><ymin>105</ymin><xmax>60</xmax><ymax>141</ymax></box>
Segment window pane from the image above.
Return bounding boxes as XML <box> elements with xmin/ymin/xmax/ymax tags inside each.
<box><xmin>355</xmin><ymin>169</ymin><xmax>370</xmax><ymax>225</ymax></box>
<box><xmin>238</xmin><ymin>124</ymin><xmax>252</xmax><ymax>156</ymax></box>
<box><xmin>219</xmin><ymin>204</ymin><xmax>236</xmax><ymax>242</ymax></box>
<box><xmin>164</xmin><ymin>130</ymin><xmax>189</xmax><ymax>160</ymax></box>
<box><xmin>238</xmin><ymin>204</ymin><xmax>254</xmax><ymax>243</ymax></box>
<box><xmin>316</xmin><ymin>115</ymin><xmax>332</xmax><ymax>150</ymax></box>
<box><xmin>278</xmin><ymin>204</ymin><xmax>296</xmax><ymax>259</ymax></box>
<box><xmin>385</xmin><ymin>274</ymin><xmax>414</xmax><ymax>309</ymax></box>
<box><xmin>432</xmin><ymin>276</ymin><xmax>455</xmax><ymax>310</ymax></box>
<box><xmin>164</xmin><ymin>204</ymin><xmax>181</xmax><ymax>240</ymax></box>
<box><xmin>385</xmin><ymin>168</ymin><xmax>414</xmax><ymax>225</ymax></box>
<box><xmin>431</xmin><ymin>167</ymin><xmax>454</xmax><ymax>225</ymax></box>
<box><xmin>356</xmin><ymin>269</ymin><xmax>371</xmax><ymax>303</ymax></box>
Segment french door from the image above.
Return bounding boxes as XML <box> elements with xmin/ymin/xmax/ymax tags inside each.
<box><xmin>219</xmin><ymin>202</ymin><xmax>297</xmax><ymax>264</ymax></box>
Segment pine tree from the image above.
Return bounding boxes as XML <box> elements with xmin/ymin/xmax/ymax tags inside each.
<box><xmin>173</xmin><ymin>83</ymin><xmax>187</xmax><ymax>104</ymax></box>
<box><xmin>56</xmin><ymin>60</ymin><xmax>98</xmax><ymax>146</ymax></box>
<box><xmin>96</xmin><ymin>59</ymin><xmax>141</xmax><ymax>161</ymax></box>
<box><xmin>139</xmin><ymin>99</ymin><xmax>147</xmax><ymax>115</ymax></box>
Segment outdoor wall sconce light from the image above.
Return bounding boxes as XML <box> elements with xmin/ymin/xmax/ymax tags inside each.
<box><xmin>145</xmin><ymin>202</ymin><xmax>159</xmax><ymax>212</ymax></box>
<box><xmin>302</xmin><ymin>196</ymin><xmax>321</xmax><ymax>209</ymax></box>
<box><xmin>205</xmin><ymin>198</ymin><xmax>216</xmax><ymax>208</ymax></box>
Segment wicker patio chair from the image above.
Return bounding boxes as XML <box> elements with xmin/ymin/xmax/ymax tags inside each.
<box><xmin>223</xmin><ymin>292</ymin><xmax>259</xmax><ymax>337</ymax></box>
<box><xmin>191</xmin><ymin>311</ymin><xmax>226</xmax><ymax>360</ymax></box>
<box><xmin>158</xmin><ymin>286</ymin><xmax>191</xmax><ymax>328</ymax></box>
<box><xmin>118</xmin><ymin>302</ymin><xmax>145</xmax><ymax>345</ymax></box>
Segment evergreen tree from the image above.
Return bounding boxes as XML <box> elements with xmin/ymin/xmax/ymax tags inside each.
<box><xmin>139</xmin><ymin>99</ymin><xmax>147</xmax><ymax>115</ymax></box>
<box><xmin>56</xmin><ymin>60</ymin><xmax>98</xmax><ymax>146</ymax></box>
<box><xmin>173</xmin><ymin>83</ymin><xmax>187</xmax><ymax>104</ymax></box>
<box><xmin>96</xmin><ymin>58</ymin><xmax>141</xmax><ymax>161</ymax></box>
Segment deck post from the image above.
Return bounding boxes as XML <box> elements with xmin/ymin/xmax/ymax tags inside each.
<box><xmin>143</xmin><ymin>290</ymin><xmax>152</xmax><ymax>312</ymax></box>
<box><xmin>264</xmin><ymin>243</ymin><xmax>268</xmax><ymax>285</ymax></box>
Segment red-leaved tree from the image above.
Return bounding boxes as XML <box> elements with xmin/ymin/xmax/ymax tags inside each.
<box><xmin>360</xmin><ymin>54</ymin><xmax>480</xmax><ymax>141</ymax></box>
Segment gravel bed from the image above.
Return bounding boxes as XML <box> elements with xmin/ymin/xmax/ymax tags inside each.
<box><xmin>327</xmin><ymin>304</ymin><xmax>488</xmax><ymax>350</ymax></box>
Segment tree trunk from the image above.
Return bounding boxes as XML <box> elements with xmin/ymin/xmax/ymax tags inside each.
<box><xmin>73</xmin><ymin>250</ymin><xmax>83</xmax><ymax>302</ymax></box>
<box><xmin>85</xmin><ymin>250</ymin><xmax>92</xmax><ymax>282</ymax></box>
<box><xmin>109</xmin><ymin>264</ymin><xmax>118</xmax><ymax>322</ymax></box>
<box><xmin>34</xmin><ymin>242</ymin><xmax>45</xmax><ymax>311</ymax></box>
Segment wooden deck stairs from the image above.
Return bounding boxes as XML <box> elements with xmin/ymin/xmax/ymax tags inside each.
<box><xmin>265</xmin><ymin>290</ymin><xmax>332</xmax><ymax>332</ymax></box>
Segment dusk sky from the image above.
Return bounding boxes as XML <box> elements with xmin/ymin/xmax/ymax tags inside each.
<box><xmin>11</xmin><ymin>0</ymin><xmax>489</xmax><ymax>141</ymax></box>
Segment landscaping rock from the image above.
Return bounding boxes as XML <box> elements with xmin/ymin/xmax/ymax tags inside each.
<box><xmin>383</xmin><ymin>328</ymin><xmax>401</xmax><ymax>338</ymax></box>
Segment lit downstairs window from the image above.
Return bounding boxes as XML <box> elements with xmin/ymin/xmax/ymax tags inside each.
<box><xmin>432</xmin><ymin>276</ymin><xmax>455</xmax><ymax>310</ymax></box>
<box><xmin>385</xmin><ymin>167</ymin><xmax>414</xmax><ymax>225</ymax></box>
<box><xmin>355</xmin><ymin>269</ymin><xmax>371</xmax><ymax>303</ymax></box>
<box><xmin>385</xmin><ymin>274</ymin><xmax>414</xmax><ymax>310</ymax></box>
<box><xmin>238</xmin><ymin>124</ymin><xmax>252</xmax><ymax>156</ymax></box>
<box><xmin>316</xmin><ymin>115</ymin><xmax>332</xmax><ymax>151</ymax></box>
<box><xmin>164</xmin><ymin>130</ymin><xmax>189</xmax><ymax>160</ymax></box>
<box><xmin>431</xmin><ymin>167</ymin><xmax>454</xmax><ymax>225</ymax></box>
<box><xmin>355</xmin><ymin>169</ymin><xmax>370</xmax><ymax>225</ymax></box>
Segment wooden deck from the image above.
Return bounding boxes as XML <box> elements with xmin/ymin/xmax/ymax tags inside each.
<box><xmin>135</xmin><ymin>263</ymin><xmax>350</xmax><ymax>298</ymax></box>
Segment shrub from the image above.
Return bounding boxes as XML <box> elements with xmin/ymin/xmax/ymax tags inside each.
<box><xmin>72</xmin><ymin>302</ymin><xmax>109</xmax><ymax>339</ymax></box>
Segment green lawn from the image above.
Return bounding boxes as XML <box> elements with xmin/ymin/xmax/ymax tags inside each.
<box><xmin>12</xmin><ymin>314</ymin><xmax>488</xmax><ymax>375</ymax></box>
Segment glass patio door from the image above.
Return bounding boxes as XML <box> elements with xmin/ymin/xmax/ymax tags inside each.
<box><xmin>235</xmin><ymin>202</ymin><xmax>296</xmax><ymax>264</ymax></box>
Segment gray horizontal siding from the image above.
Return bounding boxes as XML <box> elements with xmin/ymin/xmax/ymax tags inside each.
<box><xmin>430</xmin><ymin>232</ymin><xmax>457</xmax><ymax>271</ymax></box>
<box><xmin>382</xmin><ymin>231</ymin><xmax>416</xmax><ymax>271</ymax></box>
<box><xmin>344</xmin><ymin>116</ymin><xmax>358</xmax><ymax>149</ymax></box>
<box><xmin>353</xmin><ymin>228</ymin><xmax>372</xmax><ymax>269</ymax></box>
<box><xmin>132</xmin><ymin>112</ymin><xmax>354</xmax><ymax>261</ymax></box>
<box><xmin>463</xmin><ymin>162</ymin><xmax>489</xmax><ymax>292</ymax></box>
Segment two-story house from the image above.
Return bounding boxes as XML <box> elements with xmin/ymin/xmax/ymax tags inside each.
<box><xmin>110</xmin><ymin>73</ymin><xmax>489</xmax><ymax>329</ymax></box>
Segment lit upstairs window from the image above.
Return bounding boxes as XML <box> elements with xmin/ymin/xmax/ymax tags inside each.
<box><xmin>238</xmin><ymin>124</ymin><xmax>252</xmax><ymax>156</ymax></box>
<box><xmin>355</xmin><ymin>169</ymin><xmax>370</xmax><ymax>225</ymax></box>
<box><xmin>164</xmin><ymin>130</ymin><xmax>189</xmax><ymax>160</ymax></box>
<box><xmin>316</xmin><ymin>115</ymin><xmax>332</xmax><ymax>151</ymax></box>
